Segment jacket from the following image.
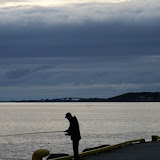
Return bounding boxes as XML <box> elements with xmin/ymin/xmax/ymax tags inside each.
<box><xmin>66</xmin><ymin>116</ymin><xmax>81</xmax><ymax>141</ymax></box>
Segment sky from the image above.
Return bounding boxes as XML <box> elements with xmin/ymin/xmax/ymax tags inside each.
<box><xmin>0</xmin><ymin>0</ymin><xmax>160</xmax><ymax>100</ymax></box>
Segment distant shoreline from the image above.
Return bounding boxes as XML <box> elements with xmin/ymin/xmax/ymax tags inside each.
<box><xmin>0</xmin><ymin>101</ymin><xmax>160</xmax><ymax>103</ymax></box>
<box><xmin>1</xmin><ymin>92</ymin><xmax>160</xmax><ymax>102</ymax></box>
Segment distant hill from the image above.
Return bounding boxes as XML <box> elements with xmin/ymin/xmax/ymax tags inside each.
<box><xmin>106</xmin><ymin>92</ymin><xmax>160</xmax><ymax>102</ymax></box>
<box><xmin>1</xmin><ymin>92</ymin><xmax>160</xmax><ymax>102</ymax></box>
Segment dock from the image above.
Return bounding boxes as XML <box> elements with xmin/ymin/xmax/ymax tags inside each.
<box><xmin>33</xmin><ymin>135</ymin><xmax>160</xmax><ymax>160</ymax></box>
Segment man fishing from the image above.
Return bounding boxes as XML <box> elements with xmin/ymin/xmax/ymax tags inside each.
<box><xmin>65</xmin><ymin>112</ymin><xmax>81</xmax><ymax>160</ymax></box>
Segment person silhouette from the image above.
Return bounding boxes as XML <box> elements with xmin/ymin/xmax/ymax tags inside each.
<box><xmin>65</xmin><ymin>112</ymin><xmax>81</xmax><ymax>160</ymax></box>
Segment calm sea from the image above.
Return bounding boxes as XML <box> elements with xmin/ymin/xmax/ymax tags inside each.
<box><xmin>0</xmin><ymin>102</ymin><xmax>160</xmax><ymax>160</ymax></box>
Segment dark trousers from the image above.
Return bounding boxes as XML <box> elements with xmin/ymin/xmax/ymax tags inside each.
<box><xmin>72</xmin><ymin>140</ymin><xmax>80</xmax><ymax>160</ymax></box>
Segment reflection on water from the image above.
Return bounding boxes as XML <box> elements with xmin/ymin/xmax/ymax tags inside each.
<box><xmin>0</xmin><ymin>102</ymin><xmax>160</xmax><ymax>160</ymax></box>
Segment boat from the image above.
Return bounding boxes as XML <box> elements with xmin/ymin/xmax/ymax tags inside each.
<box><xmin>32</xmin><ymin>135</ymin><xmax>160</xmax><ymax>160</ymax></box>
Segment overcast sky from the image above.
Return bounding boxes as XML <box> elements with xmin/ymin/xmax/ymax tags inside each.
<box><xmin>0</xmin><ymin>0</ymin><xmax>160</xmax><ymax>100</ymax></box>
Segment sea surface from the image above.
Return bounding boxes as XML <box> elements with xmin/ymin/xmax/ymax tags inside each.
<box><xmin>0</xmin><ymin>102</ymin><xmax>160</xmax><ymax>160</ymax></box>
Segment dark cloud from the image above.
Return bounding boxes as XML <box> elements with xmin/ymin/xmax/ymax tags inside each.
<box><xmin>0</xmin><ymin>0</ymin><xmax>160</xmax><ymax>58</ymax></box>
<box><xmin>0</xmin><ymin>56</ymin><xmax>160</xmax><ymax>100</ymax></box>
<box><xmin>4</xmin><ymin>65</ymin><xmax>50</xmax><ymax>79</ymax></box>
<box><xmin>5</xmin><ymin>69</ymin><xmax>31</xmax><ymax>79</ymax></box>
<box><xmin>0</xmin><ymin>21</ymin><xmax>160</xmax><ymax>58</ymax></box>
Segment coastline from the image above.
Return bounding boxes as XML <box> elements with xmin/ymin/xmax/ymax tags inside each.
<box><xmin>1</xmin><ymin>92</ymin><xmax>160</xmax><ymax>102</ymax></box>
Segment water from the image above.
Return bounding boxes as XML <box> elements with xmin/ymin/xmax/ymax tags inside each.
<box><xmin>0</xmin><ymin>102</ymin><xmax>160</xmax><ymax>160</ymax></box>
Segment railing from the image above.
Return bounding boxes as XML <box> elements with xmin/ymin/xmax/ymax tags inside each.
<box><xmin>52</xmin><ymin>156</ymin><xmax>73</xmax><ymax>160</ymax></box>
<box><xmin>48</xmin><ymin>138</ymin><xmax>145</xmax><ymax>160</ymax></box>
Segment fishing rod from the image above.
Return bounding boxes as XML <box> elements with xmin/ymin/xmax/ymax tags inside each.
<box><xmin>0</xmin><ymin>131</ymin><xmax>65</xmax><ymax>137</ymax></box>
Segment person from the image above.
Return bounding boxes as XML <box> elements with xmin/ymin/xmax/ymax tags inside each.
<box><xmin>65</xmin><ymin>112</ymin><xmax>81</xmax><ymax>160</ymax></box>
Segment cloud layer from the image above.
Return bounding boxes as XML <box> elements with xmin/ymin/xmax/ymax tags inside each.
<box><xmin>1</xmin><ymin>56</ymin><xmax>160</xmax><ymax>100</ymax></box>
<box><xmin>0</xmin><ymin>0</ymin><xmax>160</xmax><ymax>26</ymax></box>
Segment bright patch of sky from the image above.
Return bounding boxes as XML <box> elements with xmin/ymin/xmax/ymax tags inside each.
<box><xmin>0</xmin><ymin>0</ymin><xmax>129</xmax><ymax>8</ymax></box>
<box><xmin>1</xmin><ymin>0</ymin><xmax>159</xmax><ymax>27</ymax></box>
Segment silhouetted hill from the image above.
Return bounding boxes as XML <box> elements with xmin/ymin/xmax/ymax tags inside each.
<box><xmin>106</xmin><ymin>92</ymin><xmax>160</xmax><ymax>102</ymax></box>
